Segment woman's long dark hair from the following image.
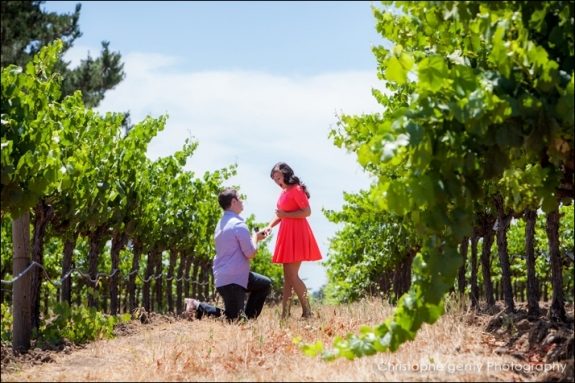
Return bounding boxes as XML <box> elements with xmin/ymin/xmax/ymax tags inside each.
<box><xmin>270</xmin><ymin>162</ymin><xmax>310</xmax><ymax>198</ymax></box>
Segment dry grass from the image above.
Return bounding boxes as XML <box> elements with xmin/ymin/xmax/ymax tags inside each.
<box><xmin>1</xmin><ymin>297</ymin><xmax>547</xmax><ymax>382</ymax></box>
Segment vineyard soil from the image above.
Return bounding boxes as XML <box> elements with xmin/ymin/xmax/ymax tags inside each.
<box><xmin>1</xmin><ymin>299</ymin><xmax>573</xmax><ymax>382</ymax></box>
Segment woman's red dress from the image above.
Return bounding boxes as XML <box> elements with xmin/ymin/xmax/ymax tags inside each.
<box><xmin>272</xmin><ymin>185</ymin><xmax>323</xmax><ymax>264</ymax></box>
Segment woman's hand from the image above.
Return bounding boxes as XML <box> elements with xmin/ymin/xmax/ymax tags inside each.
<box><xmin>275</xmin><ymin>209</ymin><xmax>288</xmax><ymax>218</ymax></box>
<box><xmin>254</xmin><ymin>226</ymin><xmax>268</xmax><ymax>241</ymax></box>
<box><xmin>275</xmin><ymin>207</ymin><xmax>310</xmax><ymax>219</ymax></box>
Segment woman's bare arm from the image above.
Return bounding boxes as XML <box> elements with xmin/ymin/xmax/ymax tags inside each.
<box><xmin>276</xmin><ymin>206</ymin><xmax>311</xmax><ymax>219</ymax></box>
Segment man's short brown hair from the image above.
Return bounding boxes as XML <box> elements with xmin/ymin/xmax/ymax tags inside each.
<box><xmin>218</xmin><ymin>187</ymin><xmax>239</xmax><ymax>210</ymax></box>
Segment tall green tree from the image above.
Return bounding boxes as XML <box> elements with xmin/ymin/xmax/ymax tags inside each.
<box><xmin>0</xmin><ymin>1</ymin><xmax>124</xmax><ymax>109</ymax></box>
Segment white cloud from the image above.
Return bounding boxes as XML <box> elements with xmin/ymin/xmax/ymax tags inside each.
<box><xmin>93</xmin><ymin>50</ymin><xmax>383</xmax><ymax>292</ymax></box>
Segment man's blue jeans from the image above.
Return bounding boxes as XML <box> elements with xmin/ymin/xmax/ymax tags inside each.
<box><xmin>195</xmin><ymin>272</ymin><xmax>271</xmax><ymax>321</ymax></box>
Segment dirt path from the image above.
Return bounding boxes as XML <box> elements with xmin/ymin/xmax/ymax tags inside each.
<box><xmin>1</xmin><ymin>302</ymin><xmax>573</xmax><ymax>382</ymax></box>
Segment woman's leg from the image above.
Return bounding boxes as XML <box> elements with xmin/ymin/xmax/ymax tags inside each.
<box><xmin>281</xmin><ymin>270</ymin><xmax>294</xmax><ymax>318</ymax></box>
<box><xmin>283</xmin><ymin>262</ymin><xmax>312</xmax><ymax>317</ymax></box>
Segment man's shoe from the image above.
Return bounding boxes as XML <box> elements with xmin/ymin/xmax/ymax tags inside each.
<box><xmin>184</xmin><ymin>298</ymin><xmax>199</xmax><ymax>319</ymax></box>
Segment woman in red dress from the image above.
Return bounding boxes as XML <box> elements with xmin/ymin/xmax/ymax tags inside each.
<box><xmin>264</xmin><ymin>162</ymin><xmax>322</xmax><ymax>319</ymax></box>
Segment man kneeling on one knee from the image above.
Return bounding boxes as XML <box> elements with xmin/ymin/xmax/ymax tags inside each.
<box><xmin>185</xmin><ymin>187</ymin><xmax>271</xmax><ymax>321</ymax></box>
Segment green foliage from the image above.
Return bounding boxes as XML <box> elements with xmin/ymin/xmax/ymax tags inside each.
<box><xmin>0</xmin><ymin>217</ymin><xmax>12</xmax><ymax>275</ymax></box>
<box><xmin>1</xmin><ymin>302</ymin><xmax>13</xmax><ymax>346</ymax></box>
<box><xmin>316</xmin><ymin>0</ymin><xmax>574</xmax><ymax>360</ymax></box>
<box><xmin>558</xmin><ymin>204</ymin><xmax>574</xmax><ymax>302</ymax></box>
<box><xmin>1</xmin><ymin>16</ymin><xmax>253</xmax><ymax>345</ymax></box>
<box><xmin>558</xmin><ymin>204</ymin><xmax>574</xmax><ymax>256</ymax></box>
<box><xmin>496</xmin><ymin>205</ymin><xmax>574</xmax><ymax>302</ymax></box>
<box><xmin>1</xmin><ymin>39</ymin><xmax>66</xmax><ymax>218</ymax></box>
<box><xmin>323</xmin><ymin>187</ymin><xmax>419</xmax><ymax>303</ymax></box>
<box><xmin>35</xmin><ymin>301</ymin><xmax>129</xmax><ymax>345</ymax></box>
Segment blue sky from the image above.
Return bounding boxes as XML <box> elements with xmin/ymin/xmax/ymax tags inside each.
<box><xmin>45</xmin><ymin>1</ymin><xmax>385</xmax><ymax>75</ymax></box>
<box><xmin>43</xmin><ymin>1</ymin><xmax>391</xmax><ymax>293</ymax></box>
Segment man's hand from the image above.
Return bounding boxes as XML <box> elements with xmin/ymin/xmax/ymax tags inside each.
<box><xmin>254</xmin><ymin>227</ymin><xmax>267</xmax><ymax>241</ymax></box>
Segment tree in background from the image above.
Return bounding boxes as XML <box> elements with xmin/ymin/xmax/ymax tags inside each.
<box><xmin>0</xmin><ymin>1</ymin><xmax>125</xmax><ymax>110</ymax></box>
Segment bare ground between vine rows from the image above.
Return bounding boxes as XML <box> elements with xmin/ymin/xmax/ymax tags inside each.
<box><xmin>1</xmin><ymin>300</ymin><xmax>573</xmax><ymax>382</ymax></box>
